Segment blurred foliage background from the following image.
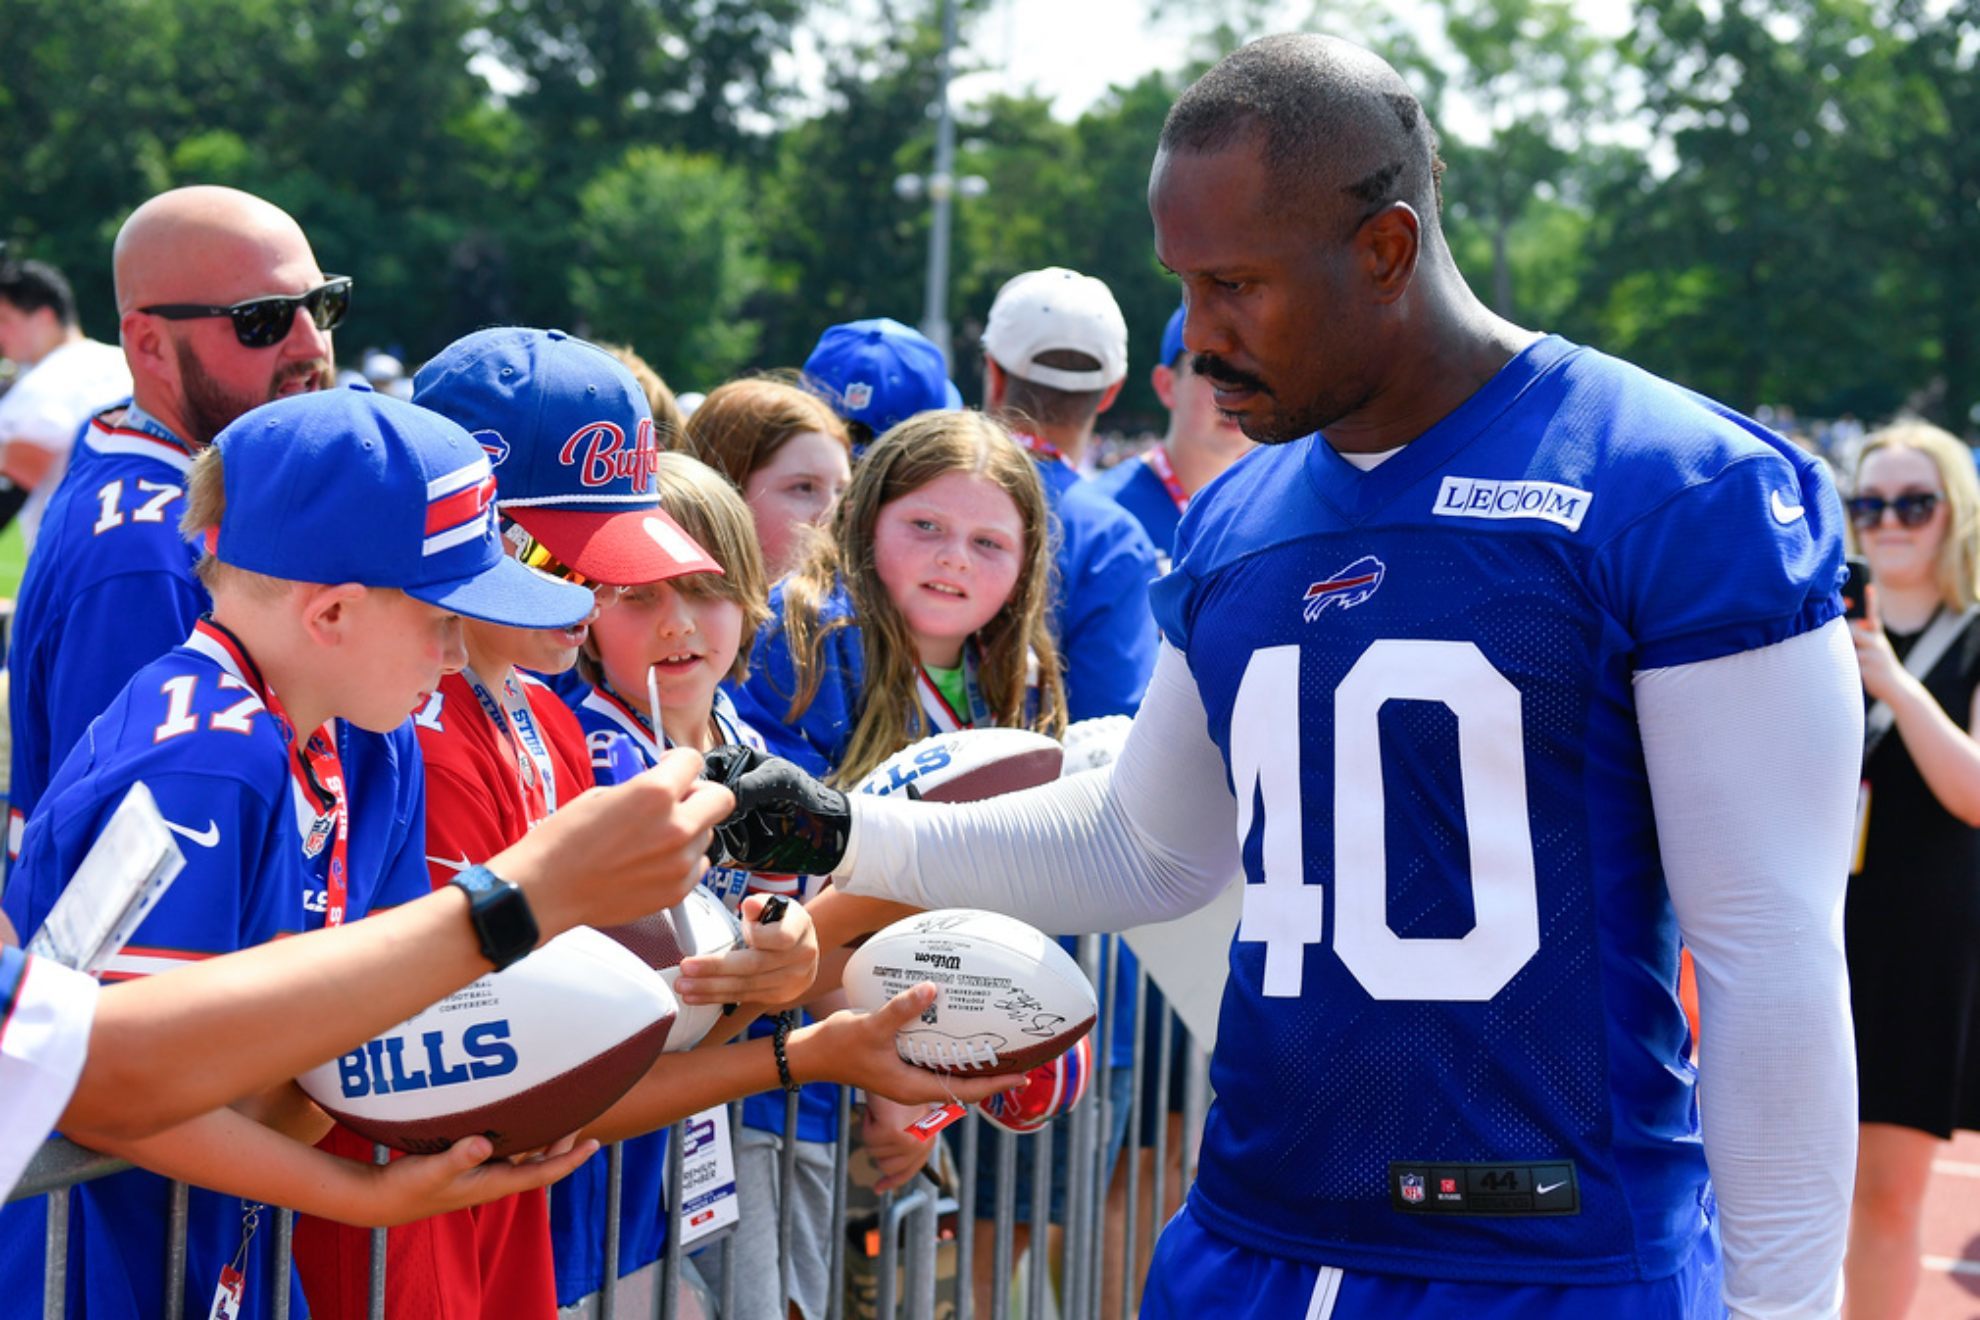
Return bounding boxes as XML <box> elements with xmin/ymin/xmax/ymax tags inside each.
<box><xmin>2</xmin><ymin>0</ymin><xmax>1975</xmax><ymax>433</ymax></box>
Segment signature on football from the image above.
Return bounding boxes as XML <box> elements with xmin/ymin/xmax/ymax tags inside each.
<box><xmin>993</xmin><ymin>989</ymin><xmax>1067</xmax><ymax>1039</ymax></box>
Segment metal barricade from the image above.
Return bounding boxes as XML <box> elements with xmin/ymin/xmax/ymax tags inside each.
<box><xmin>8</xmin><ymin>933</ymin><xmax>1213</xmax><ymax>1320</ymax></box>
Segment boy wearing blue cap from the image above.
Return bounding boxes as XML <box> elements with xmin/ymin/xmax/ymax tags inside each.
<box><xmin>0</xmin><ymin>387</ymin><xmax>600</xmax><ymax>1320</ymax></box>
<box><xmin>801</xmin><ymin>316</ymin><xmax>963</xmax><ymax>454</ymax></box>
<box><xmin>293</xmin><ymin>328</ymin><xmax>737</xmax><ymax>1319</ymax></box>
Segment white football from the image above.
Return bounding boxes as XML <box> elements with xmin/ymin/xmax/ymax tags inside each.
<box><xmin>298</xmin><ymin>926</ymin><xmax>677</xmax><ymax>1157</ymax></box>
<box><xmin>843</xmin><ymin>909</ymin><xmax>1097</xmax><ymax>1074</ymax></box>
<box><xmin>599</xmin><ymin>885</ymin><xmax>744</xmax><ymax>1052</ymax></box>
<box><xmin>1059</xmin><ymin>715</ymin><xmax>1133</xmax><ymax>777</ymax></box>
<box><xmin>855</xmin><ymin>727</ymin><xmax>1063</xmax><ymax>802</ymax></box>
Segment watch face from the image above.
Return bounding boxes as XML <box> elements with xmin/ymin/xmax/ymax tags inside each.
<box><xmin>481</xmin><ymin>888</ymin><xmax>537</xmax><ymax>957</ymax></box>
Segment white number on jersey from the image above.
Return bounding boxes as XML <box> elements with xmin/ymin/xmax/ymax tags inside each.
<box><xmin>93</xmin><ymin>479</ymin><xmax>182</xmax><ymax>535</ymax></box>
<box><xmin>1232</xmin><ymin>639</ymin><xmax>1540</xmax><ymax>1002</ymax></box>
<box><xmin>153</xmin><ymin>674</ymin><xmax>262</xmax><ymax>743</ymax></box>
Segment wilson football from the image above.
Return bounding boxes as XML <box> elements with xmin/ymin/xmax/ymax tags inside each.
<box><xmin>297</xmin><ymin>926</ymin><xmax>676</xmax><ymax>1157</ymax></box>
<box><xmin>843</xmin><ymin>909</ymin><xmax>1097</xmax><ymax>1074</ymax></box>
<box><xmin>599</xmin><ymin>884</ymin><xmax>743</xmax><ymax>1051</ymax></box>
<box><xmin>854</xmin><ymin>727</ymin><xmax>1063</xmax><ymax>803</ymax></box>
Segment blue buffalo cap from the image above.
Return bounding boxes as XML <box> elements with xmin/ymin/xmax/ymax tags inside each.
<box><xmin>1159</xmin><ymin>304</ymin><xmax>1186</xmax><ymax>368</ymax></box>
<box><xmin>802</xmin><ymin>317</ymin><xmax>962</xmax><ymax>440</ymax></box>
<box><xmin>210</xmin><ymin>386</ymin><xmax>595</xmax><ymax>628</ymax></box>
<box><xmin>412</xmin><ymin>327</ymin><xmax>719</xmax><ymax>585</ymax></box>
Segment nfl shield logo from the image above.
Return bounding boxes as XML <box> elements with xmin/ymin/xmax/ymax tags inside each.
<box><xmin>1400</xmin><ymin>1173</ymin><xmax>1425</xmax><ymax>1204</ymax></box>
<box><xmin>845</xmin><ymin>381</ymin><xmax>874</xmax><ymax>410</ymax></box>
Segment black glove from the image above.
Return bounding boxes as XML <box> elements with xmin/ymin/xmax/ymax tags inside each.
<box><xmin>702</xmin><ymin>744</ymin><xmax>853</xmax><ymax>875</ymax></box>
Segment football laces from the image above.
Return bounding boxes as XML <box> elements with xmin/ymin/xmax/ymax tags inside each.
<box><xmin>900</xmin><ymin>1036</ymin><xmax>1003</xmax><ymax>1071</ymax></box>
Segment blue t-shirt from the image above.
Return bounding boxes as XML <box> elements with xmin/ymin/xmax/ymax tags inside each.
<box><xmin>8</xmin><ymin>407</ymin><xmax>208</xmax><ymax>859</ymax></box>
<box><xmin>1092</xmin><ymin>453</ymin><xmax>1183</xmax><ymax>572</ymax></box>
<box><xmin>552</xmin><ymin>684</ymin><xmax>829</xmax><ymax>1304</ymax></box>
<box><xmin>0</xmin><ymin>625</ymin><xmax>431</xmax><ymax>1320</ymax></box>
<box><xmin>1148</xmin><ymin>336</ymin><xmax>1844</xmax><ymax>1284</ymax></box>
<box><xmin>1032</xmin><ymin>457</ymin><xmax>1159</xmax><ymax>721</ymax></box>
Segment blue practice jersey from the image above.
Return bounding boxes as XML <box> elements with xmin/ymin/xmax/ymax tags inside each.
<box><xmin>1148</xmin><ymin>336</ymin><xmax>1844</xmax><ymax>1285</ymax></box>
<box><xmin>1092</xmin><ymin>452</ymin><xmax>1184</xmax><ymax>571</ymax></box>
<box><xmin>735</xmin><ymin>579</ymin><xmax>865</xmax><ymax>778</ymax></box>
<box><xmin>0</xmin><ymin>624</ymin><xmax>431</xmax><ymax>1320</ymax></box>
<box><xmin>1031</xmin><ymin>457</ymin><xmax>1160</xmax><ymax>721</ymax></box>
<box><xmin>8</xmin><ymin>407</ymin><xmax>208</xmax><ymax>860</ymax></box>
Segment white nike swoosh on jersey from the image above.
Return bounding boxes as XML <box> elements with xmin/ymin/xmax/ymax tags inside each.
<box><xmin>1770</xmin><ymin>490</ymin><xmax>1807</xmax><ymax>524</ymax></box>
<box><xmin>164</xmin><ymin>819</ymin><xmax>221</xmax><ymax>848</ymax></box>
<box><xmin>1535</xmin><ymin>1180</ymin><xmax>1568</xmax><ymax>1196</ymax></box>
<box><xmin>426</xmin><ymin>853</ymin><xmax>474</xmax><ymax>873</ymax></box>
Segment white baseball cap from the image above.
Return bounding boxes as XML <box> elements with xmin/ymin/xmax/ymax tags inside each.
<box><xmin>982</xmin><ymin>267</ymin><xmax>1129</xmax><ymax>392</ymax></box>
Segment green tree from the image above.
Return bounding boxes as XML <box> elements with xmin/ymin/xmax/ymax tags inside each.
<box><xmin>570</xmin><ymin>146</ymin><xmax>765</xmax><ymax>388</ymax></box>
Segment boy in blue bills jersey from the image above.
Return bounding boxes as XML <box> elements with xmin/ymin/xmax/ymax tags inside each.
<box><xmin>0</xmin><ymin>387</ymin><xmax>595</xmax><ymax>1320</ymax></box>
<box><xmin>706</xmin><ymin>34</ymin><xmax>1862</xmax><ymax>1320</ymax></box>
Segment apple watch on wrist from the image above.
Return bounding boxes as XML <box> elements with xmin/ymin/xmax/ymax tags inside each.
<box><xmin>449</xmin><ymin>864</ymin><xmax>540</xmax><ymax>970</ymax></box>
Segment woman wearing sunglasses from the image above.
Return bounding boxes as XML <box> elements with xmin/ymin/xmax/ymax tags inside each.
<box><xmin>1841</xmin><ymin>420</ymin><xmax>1980</xmax><ymax>1319</ymax></box>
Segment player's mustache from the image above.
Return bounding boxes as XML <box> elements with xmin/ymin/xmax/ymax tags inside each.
<box><xmin>1192</xmin><ymin>353</ymin><xmax>1270</xmax><ymax>396</ymax></box>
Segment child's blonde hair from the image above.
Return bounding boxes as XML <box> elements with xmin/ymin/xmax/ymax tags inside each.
<box><xmin>778</xmin><ymin>411</ymin><xmax>1067</xmax><ymax>785</ymax></box>
<box><xmin>180</xmin><ymin>446</ymin><xmax>302</xmax><ymax>601</ymax></box>
<box><xmin>577</xmin><ymin>452</ymin><xmax>770</xmax><ymax>688</ymax></box>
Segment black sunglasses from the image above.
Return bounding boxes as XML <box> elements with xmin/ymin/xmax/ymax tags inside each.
<box><xmin>139</xmin><ymin>276</ymin><xmax>353</xmax><ymax>349</ymax></box>
<box><xmin>1847</xmin><ymin>491</ymin><xmax>1941</xmax><ymax>530</ymax></box>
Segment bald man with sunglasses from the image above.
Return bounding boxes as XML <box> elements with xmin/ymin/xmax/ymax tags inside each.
<box><xmin>7</xmin><ymin>186</ymin><xmax>348</xmax><ymax>858</ymax></box>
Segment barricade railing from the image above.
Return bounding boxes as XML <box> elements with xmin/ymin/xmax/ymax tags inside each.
<box><xmin>9</xmin><ymin>933</ymin><xmax>1213</xmax><ymax>1319</ymax></box>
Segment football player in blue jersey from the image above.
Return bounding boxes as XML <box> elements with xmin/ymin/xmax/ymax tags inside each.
<box><xmin>8</xmin><ymin>186</ymin><xmax>342</xmax><ymax>863</ymax></box>
<box><xmin>704</xmin><ymin>34</ymin><xmax>1862</xmax><ymax>1320</ymax></box>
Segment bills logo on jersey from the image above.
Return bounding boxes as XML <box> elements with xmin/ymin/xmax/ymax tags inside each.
<box><xmin>1303</xmin><ymin>555</ymin><xmax>1386</xmax><ymax>621</ymax></box>
<box><xmin>1400</xmin><ymin>1172</ymin><xmax>1426</xmax><ymax>1204</ymax></box>
<box><xmin>472</xmin><ymin>429</ymin><xmax>512</xmax><ymax>467</ymax></box>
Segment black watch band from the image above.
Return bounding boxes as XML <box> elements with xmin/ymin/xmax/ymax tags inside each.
<box><xmin>449</xmin><ymin>864</ymin><xmax>540</xmax><ymax>970</ymax></box>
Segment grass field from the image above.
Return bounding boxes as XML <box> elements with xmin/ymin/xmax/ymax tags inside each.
<box><xmin>0</xmin><ymin>522</ymin><xmax>24</xmax><ymax>601</ymax></box>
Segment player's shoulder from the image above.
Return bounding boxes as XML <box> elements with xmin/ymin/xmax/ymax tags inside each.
<box><xmin>1088</xmin><ymin>457</ymin><xmax>1142</xmax><ymax>499</ymax></box>
<box><xmin>1509</xmin><ymin>339</ymin><xmax>1826</xmax><ymax>539</ymax></box>
<box><xmin>106</xmin><ymin>646</ymin><xmax>291</xmax><ymax>772</ymax></box>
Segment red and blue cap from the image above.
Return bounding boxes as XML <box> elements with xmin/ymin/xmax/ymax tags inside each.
<box><xmin>802</xmin><ymin>317</ymin><xmax>963</xmax><ymax>440</ymax></box>
<box><xmin>210</xmin><ymin>386</ymin><xmax>595</xmax><ymax>628</ymax></box>
<box><xmin>412</xmin><ymin>327</ymin><xmax>719</xmax><ymax>585</ymax></box>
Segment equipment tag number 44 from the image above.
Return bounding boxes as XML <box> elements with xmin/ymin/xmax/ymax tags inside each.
<box><xmin>1232</xmin><ymin>639</ymin><xmax>1540</xmax><ymax>1002</ymax></box>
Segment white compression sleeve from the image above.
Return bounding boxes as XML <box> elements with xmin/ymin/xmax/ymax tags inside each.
<box><xmin>1635</xmin><ymin>618</ymin><xmax>1860</xmax><ymax>1320</ymax></box>
<box><xmin>832</xmin><ymin>641</ymin><xmax>1240</xmax><ymax>930</ymax></box>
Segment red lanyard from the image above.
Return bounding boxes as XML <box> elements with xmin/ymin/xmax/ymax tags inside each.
<box><xmin>1144</xmin><ymin>445</ymin><xmax>1190</xmax><ymax>513</ymax></box>
<box><xmin>1015</xmin><ymin>432</ymin><xmax>1069</xmax><ymax>468</ymax></box>
<box><xmin>463</xmin><ymin>668</ymin><xmax>556</xmax><ymax>825</ymax></box>
<box><xmin>193</xmin><ymin>620</ymin><xmax>349</xmax><ymax>927</ymax></box>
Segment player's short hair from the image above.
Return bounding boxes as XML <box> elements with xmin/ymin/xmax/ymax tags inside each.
<box><xmin>990</xmin><ymin>349</ymin><xmax>1111</xmax><ymax>431</ymax></box>
<box><xmin>1159</xmin><ymin>34</ymin><xmax>1446</xmax><ymax>233</ymax></box>
<box><xmin>575</xmin><ymin>452</ymin><xmax>770</xmax><ymax>689</ymax></box>
<box><xmin>0</xmin><ymin>258</ymin><xmax>79</xmax><ymax>328</ymax></box>
<box><xmin>776</xmin><ymin>410</ymin><xmax>1068</xmax><ymax>786</ymax></box>
<box><xmin>1853</xmin><ymin>420</ymin><xmax>1980</xmax><ymax>609</ymax></box>
<box><xmin>683</xmin><ymin>373</ymin><xmax>851</xmax><ymax>492</ymax></box>
<box><xmin>599</xmin><ymin>343</ymin><xmax>689</xmax><ymax>451</ymax></box>
<box><xmin>180</xmin><ymin>446</ymin><xmax>305</xmax><ymax>601</ymax></box>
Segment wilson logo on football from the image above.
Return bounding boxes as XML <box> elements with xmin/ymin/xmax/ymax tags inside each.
<box><xmin>1303</xmin><ymin>555</ymin><xmax>1386</xmax><ymax>621</ymax></box>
